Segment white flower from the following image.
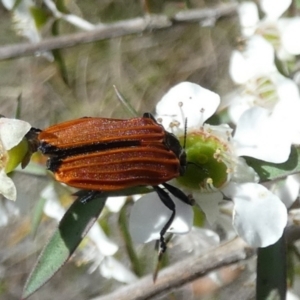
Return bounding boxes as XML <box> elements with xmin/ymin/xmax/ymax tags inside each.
<box><xmin>2</xmin><ymin>0</ymin><xmax>41</xmax><ymax>43</ymax></box>
<box><xmin>235</xmin><ymin>0</ymin><xmax>300</xmax><ymax>59</ymax></box>
<box><xmin>99</xmin><ymin>256</ymin><xmax>137</xmax><ymax>283</ymax></box>
<box><xmin>129</xmin><ymin>82</ymin><xmax>288</xmax><ymax>249</ymax></box>
<box><xmin>237</xmin><ymin>2</ymin><xmax>259</xmax><ymax>37</ymax></box>
<box><xmin>129</xmin><ymin>192</ymin><xmax>193</xmax><ymax>244</ymax></box>
<box><xmin>277</xmin><ymin>17</ymin><xmax>300</xmax><ymax>57</ymax></box>
<box><xmin>260</xmin><ymin>0</ymin><xmax>292</xmax><ymax>21</ymax></box>
<box><xmin>228</xmin><ymin>72</ymin><xmax>300</xmax><ymax>124</ymax></box>
<box><xmin>0</xmin><ymin>118</ymin><xmax>31</xmax><ymax>201</ymax></box>
<box><xmin>229</xmin><ymin>35</ymin><xmax>276</xmax><ymax>85</ymax></box>
<box><xmin>156</xmin><ymin>82</ymin><xmax>220</xmax><ymax>135</ymax></box>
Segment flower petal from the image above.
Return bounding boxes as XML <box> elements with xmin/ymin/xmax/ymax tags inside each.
<box><xmin>270</xmin><ymin>174</ymin><xmax>300</xmax><ymax>208</ymax></box>
<box><xmin>88</xmin><ymin>223</ymin><xmax>118</xmax><ymax>256</ymax></box>
<box><xmin>229</xmin><ymin>35</ymin><xmax>275</xmax><ymax>84</ymax></box>
<box><xmin>42</xmin><ymin>184</ymin><xmax>65</xmax><ymax>221</ymax></box>
<box><xmin>105</xmin><ymin>196</ymin><xmax>127</xmax><ymax>213</ymax></box>
<box><xmin>238</xmin><ymin>1</ymin><xmax>259</xmax><ymax>37</ymax></box>
<box><xmin>0</xmin><ymin>199</ymin><xmax>19</xmax><ymax>226</ymax></box>
<box><xmin>194</xmin><ymin>191</ymin><xmax>222</xmax><ymax>224</ymax></box>
<box><xmin>0</xmin><ymin>118</ymin><xmax>31</xmax><ymax>150</ymax></box>
<box><xmin>100</xmin><ymin>256</ymin><xmax>137</xmax><ymax>283</ymax></box>
<box><xmin>278</xmin><ymin>17</ymin><xmax>300</xmax><ymax>55</ymax></box>
<box><xmin>260</xmin><ymin>0</ymin><xmax>292</xmax><ymax>20</ymax></box>
<box><xmin>233</xmin><ymin>106</ymin><xmax>291</xmax><ymax>163</ymax></box>
<box><xmin>231</xmin><ymin>157</ymin><xmax>259</xmax><ymax>184</ymax></box>
<box><xmin>224</xmin><ymin>182</ymin><xmax>287</xmax><ymax>247</ymax></box>
<box><xmin>129</xmin><ymin>192</ymin><xmax>193</xmax><ymax>243</ymax></box>
<box><xmin>156</xmin><ymin>82</ymin><xmax>220</xmax><ymax>132</ymax></box>
<box><xmin>0</xmin><ymin>169</ymin><xmax>17</xmax><ymax>201</ymax></box>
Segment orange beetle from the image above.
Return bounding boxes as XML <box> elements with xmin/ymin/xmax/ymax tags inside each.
<box><xmin>38</xmin><ymin>113</ymin><xmax>186</xmax><ymax>191</ymax></box>
<box><xmin>37</xmin><ymin>113</ymin><xmax>192</xmax><ymax>257</ymax></box>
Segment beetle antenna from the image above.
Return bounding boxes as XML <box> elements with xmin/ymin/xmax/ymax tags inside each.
<box><xmin>183</xmin><ymin>118</ymin><xmax>187</xmax><ymax>149</ymax></box>
<box><xmin>187</xmin><ymin>161</ymin><xmax>209</xmax><ymax>176</ymax></box>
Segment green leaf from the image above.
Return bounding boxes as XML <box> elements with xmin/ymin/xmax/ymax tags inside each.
<box><xmin>256</xmin><ymin>236</ymin><xmax>287</xmax><ymax>300</ymax></box>
<box><xmin>245</xmin><ymin>146</ymin><xmax>300</xmax><ymax>182</ymax></box>
<box><xmin>30</xmin><ymin>196</ymin><xmax>47</xmax><ymax>238</ymax></box>
<box><xmin>22</xmin><ymin>194</ymin><xmax>107</xmax><ymax>299</ymax></box>
<box><xmin>29</xmin><ymin>6</ymin><xmax>49</xmax><ymax>30</ymax></box>
<box><xmin>118</xmin><ymin>202</ymin><xmax>143</xmax><ymax>276</ymax></box>
<box><xmin>55</xmin><ymin>0</ymin><xmax>69</xmax><ymax>14</ymax></box>
<box><xmin>15</xmin><ymin>93</ymin><xmax>22</xmax><ymax>119</ymax></box>
<box><xmin>51</xmin><ymin>20</ymin><xmax>69</xmax><ymax>86</ymax></box>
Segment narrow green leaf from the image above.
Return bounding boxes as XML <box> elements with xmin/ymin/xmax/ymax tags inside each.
<box><xmin>118</xmin><ymin>202</ymin><xmax>143</xmax><ymax>276</ymax></box>
<box><xmin>245</xmin><ymin>146</ymin><xmax>300</xmax><ymax>182</ymax></box>
<box><xmin>51</xmin><ymin>20</ymin><xmax>69</xmax><ymax>86</ymax></box>
<box><xmin>15</xmin><ymin>93</ymin><xmax>22</xmax><ymax>119</ymax></box>
<box><xmin>113</xmin><ymin>85</ymin><xmax>139</xmax><ymax>117</ymax></box>
<box><xmin>256</xmin><ymin>236</ymin><xmax>287</xmax><ymax>300</ymax></box>
<box><xmin>22</xmin><ymin>194</ymin><xmax>107</xmax><ymax>299</ymax></box>
<box><xmin>30</xmin><ymin>196</ymin><xmax>47</xmax><ymax>238</ymax></box>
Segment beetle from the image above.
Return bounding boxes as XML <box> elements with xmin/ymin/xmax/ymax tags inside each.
<box><xmin>37</xmin><ymin>113</ymin><xmax>192</xmax><ymax>259</ymax></box>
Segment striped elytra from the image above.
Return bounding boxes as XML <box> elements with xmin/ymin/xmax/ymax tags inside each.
<box><xmin>38</xmin><ymin>113</ymin><xmax>186</xmax><ymax>191</ymax></box>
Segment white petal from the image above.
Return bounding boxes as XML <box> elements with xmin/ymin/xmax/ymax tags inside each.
<box><xmin>88</xmin><ymin>223</ymin><xmax>118</xmax><ymax>256</ymax></box>
<box><xmin>1</xmin><ymin>0</ymin><xmax>14</xmax><ymax>9</ymax></box>
<box><xmin>226</xmin><ymin>182</ymin><xmax>287</xmax><ymax>247</ymax></box>
<box><xmin>129</xmin><ymin>192</ymin><xmax>193</xmax><ymax>243</ymax></box>
<box><xmin>260</xmin><ymin>0</ymin><xmax>292</xmax><ymax>20</ymax></box>
<box><xmin>233</xmin><ymin>107</ymin><xmax>291</xmax><ymax>163</ymax></box>
<box><xmin>11</xmin><ymin>0</ymin><xmax>42</xmax><ymax>44</ymax></box>
<box><xmin>0</xmin><ymin>199</ymin><xmax>19</xmax><ymax>226</ymax></box>
<box><xmin>105</xmin><ymin>196</ymin><xmax>127</xmax><ymax>213</ymax></box>
<box><xmin>227</xmin><ymin>94</ymin><xmax>254</xmax><ymax>124</ymax></box>
<box><xmin>156</xmin><ymin>82</ymin><xmax>220</xmax><ymax>130</ymax></box>
<box><xmin>231</xmin><ymin>157</ymin><xmax>259</xmax><ymax>184</ymax></box>
<box><xmin>42</xmin><ymin>185</ymin><xmax>65</xmax><ymax>221</ymax></box>
<box><xmin>278</xmin><ymin>17</ymin><xmax>300</xmax><ymax>55</ymax></box>
<box><xmin>173</xmin><ymin>227</ymin><xmax>220</xmax><ymax>254</ymax></box>
<box><xmin>100</xmin><ymin>256</ymin><xmax>137</xmax><ymax>283</ymax></box>
<box><xmin>0</xmin><ymin>169</ymin><xmax>16</xmax><ymax>201</ymax></box>
<box><xmin>194</xmin><ymin>192</ymin><xmax>222</xmax><ymax>224</ymax></box>
<box><xmin>270</xmin><ymin>174</ymin><xmax>300</xmax><ymax>208</ymax></box>
<box><xmin>229</xmin><ymin>36</ymin><xmax>275</xmax><ymax>84</ymax></box>
<box><xmin>238</xmin><ymin>2</ymin><xmax>259</xmax><ymax>37</ymax></box>
<box><xmin>0</xmin><ymin>118</ymin><xmax>31</xmax><ymax>150</ymax></box>
<box><xmin>286</xmin><ymin>290</ymin><xmax>300</xmax><ymax>300</ymax></box>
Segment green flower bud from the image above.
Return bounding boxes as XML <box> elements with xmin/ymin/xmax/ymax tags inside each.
<box><xmin>177</xmin><ymin>131</ymin><xmax>229</xmax><ymax>190</ymax></box>
<box><xmin>5</xmin><ymin>138</ymin><xmax>28</xmax><ymax>173</ymax></box>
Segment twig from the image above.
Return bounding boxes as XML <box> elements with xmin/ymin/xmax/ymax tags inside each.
<box><xmin>0</xmin><ymin>3</ymin><xmax>237</xmax><ymax>61</ymax></box>
<box><xmin>173</xmin><ymin>3</ymin><xmax>237</xmax><ymax>22</ymax></box>
<box><xmin>91</xmin><ymin>238</ymin><xmax>255</xmax><ymax>300</ymax></box>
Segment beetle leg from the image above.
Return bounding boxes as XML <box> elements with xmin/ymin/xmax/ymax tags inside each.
<box><xmin>152</xmin><ymin>186</ymin><xmax>176</xmax><ymax>255</ymax></box>
<box><xmin>73</xmin><ymin>190</ymin><xmax>103</xmax><ymax>204</ymax></box>
<box><xmin>162</xmin><ymin>182</ymin><xmax>195</xmax><ymax>206</ymax></box>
